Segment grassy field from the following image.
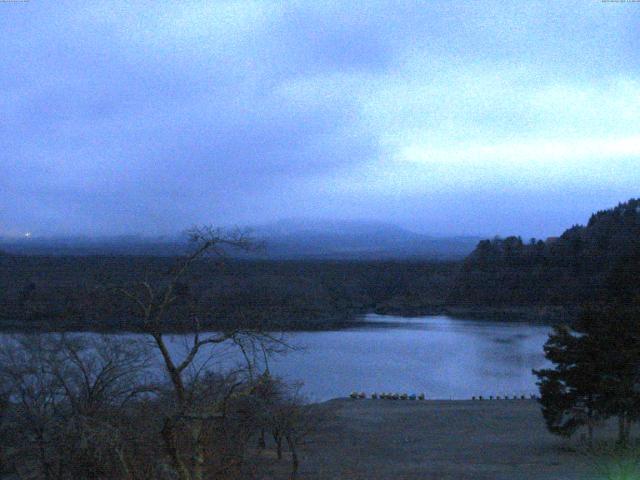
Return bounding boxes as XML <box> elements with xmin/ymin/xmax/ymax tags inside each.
<box><xmin>257</xmin><ymin>399</ymin><xmax>635</xmax><ymax>479</ymax></box>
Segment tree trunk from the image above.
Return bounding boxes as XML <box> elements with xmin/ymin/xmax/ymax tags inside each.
<box><xmin>154</xmin><ymin>334</ymin><xmax>186</xmax><ymax>405</ymax></box>
<box><xmin>587</xmin><ymin>406</ymin><xmax>594</xmax><ymax>447</ymax></box>
<box><xmin>0</xmin><ymin>398</ymin><xmax>5</xmax><ymax>475</ymax></box>
<box><xmin>156</xmin><ymin>335</ymin><xmax>193</xmax><ymax>480</ymax></box>
<box><xmin>258</xmin><ymin>429</ymin><xmax>266</xmax><ymax>449</ymax></box>
<box><xmin>36</xmin><ymin>430</ymin><xmax>53</xmax><ymax>480</ymax></box>
<box><xmin>191</xmin><ymin>419</ymin><xmax>205</xmax><ymax>480</ymax></box>
<box><xmin>624</xmin><ymin>414</ymin><xmax>632</xmax><ymax>447</ymax></box>
<box><xmin>115</xmin><ymin>446</ymin><xmax>131</xmax><ymax>480</ymax></box>
<box><xmin>618</xmin><ymin>415</ymin><xmax>624</xmax><ymax>446</ymax></box>
<box><xmin>285</xmin><ymin>435</ymin><xmax>298</xmax><ymax>480</ymax></box>
<box><xmin>617</xmin><ymin>414</ymin><xmax>630</xmax><ymax>448</ymax></box>
<box><xmin>161</xmin><ymin>417</ymin><xmax>191</xmax><ymax>480</ymax></box>
<box><xmin>274</xmin><ymin>431</ymin><xmax>283</xmax><ymax>460</ymax></box>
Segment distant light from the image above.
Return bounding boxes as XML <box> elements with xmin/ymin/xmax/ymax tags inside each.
<box><xmin>24</xmin><ymin>232</ymin><xmax>32</xmax><ymax>238</ymax></box>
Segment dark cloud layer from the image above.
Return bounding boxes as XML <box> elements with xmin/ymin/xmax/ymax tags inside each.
<box><xmin>2</xmin><ymin>1</ymin><xmax>639</xmax><ymax>237</ymax></box>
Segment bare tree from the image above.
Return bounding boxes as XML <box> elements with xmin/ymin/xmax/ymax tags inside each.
<box><xmin>247</xmin><ymin>372</ymin><xmax>329</xmax><ymax>480</ymax></box>
<box><xmin>0</xmin><ymin>373</ymin><xmax>10</xmax><ymax>476</ymax></box>
<box><xmin>268</xmin><ymin>383</ymin><xmax>326</xmax><ymax>480</ymax></box>
<box><xmin>0</xmin><ymin>227</ymin><xmax>305</xmax><ymax>480</ymax></box>
<box><xmin>0</xmin><ymin>334</ymin><xmax>152</xmax><ymax>480</ymax></box>
<box><xmin>115</xmin><ymin>226</ymin><xmax>289</xmax><ymax>480</ymax></box>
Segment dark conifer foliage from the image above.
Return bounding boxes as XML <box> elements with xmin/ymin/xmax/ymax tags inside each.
<box><xmin>534</xmin><ymin>304</ymin><xmax>640</xmax><ymax>446</ymax></box>
<box><xmin>452</xmin><ymin>198</ymin><xmax>640</xmax><ymax>308</ymax></box>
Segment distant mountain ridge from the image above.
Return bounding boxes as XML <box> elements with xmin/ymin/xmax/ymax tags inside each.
<box><xmin>254</xmin><ymin>219</ymin><xmax>479</xmax><ymax>259</ymax></box>
<box><xmin>0</xmin><ymin>220</ymin><xmax>480</xmax><ymax>260</ymax></box>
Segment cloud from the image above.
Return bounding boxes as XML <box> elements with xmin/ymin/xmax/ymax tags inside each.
<box><xmin>322</xmin><ymin>69</ymin><xmax>640</xmax><ymax>196</ymax></box>
<box><xmin>1</xmin><ymin>0</ymin><xmax>638</xmax><ymax>236</ymax></box>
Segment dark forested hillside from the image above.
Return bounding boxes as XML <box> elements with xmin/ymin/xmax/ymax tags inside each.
<box><xmin>450</xmin><ymin>198</ymin><xmax>640</xmax><ymax>308</ymax></box>
<box><xmin>0</xmin><ymin>256</ymin><xmax>458</xmax><ymax>331</ymax></box>
<box><xmin>4</xmin><ymin>200</ymin><xmax>640</xmax><ymax>331</ymax></box>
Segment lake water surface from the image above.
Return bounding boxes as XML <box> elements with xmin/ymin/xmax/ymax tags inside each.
<box><xmin>162</xmin><ymin>314</ymin><xmax>551</xmax><ymax>401</ymax></box>
<box><xmin>1</xmin><ymin>314</ymin><xmax>551</xmax><ymax>402</ymax></box>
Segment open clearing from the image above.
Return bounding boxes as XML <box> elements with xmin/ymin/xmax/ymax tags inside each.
<box><xmin>258</xmin><ymin>399</ymin><xmax>631</xmax><ymax>479</ymax></box>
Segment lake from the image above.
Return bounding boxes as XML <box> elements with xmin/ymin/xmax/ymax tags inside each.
<box><xmin>160</xmin><ymin>314</ymin><xmax>551</xmax><ymax>401</ymax></box>
<box><xmin>0</xmin><ymin>314</ymin><xmax>551</xmax><ymax>402</ymax></box>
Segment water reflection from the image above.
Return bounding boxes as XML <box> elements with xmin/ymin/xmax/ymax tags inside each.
<box><xmin>188</xmin><ymin>314</ymin><xmax>551</xmax><ymax>402</ymax></box>
<box><xmin>0</xmin><ymin>314</ymin><xmax>551</xmax><ymax>402</ymax></box>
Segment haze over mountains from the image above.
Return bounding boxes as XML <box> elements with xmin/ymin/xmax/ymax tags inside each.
<box><xmin>252</xmin><ymin>219</ymin><xmax>480</xmax><ymax>259</ymax></box>
<box><xmin>0</xmin><ymin>219</ymin><xmax>481</xmax><ymax>260</ymax></box>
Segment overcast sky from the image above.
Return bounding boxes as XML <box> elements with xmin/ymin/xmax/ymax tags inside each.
<box><xmin>2</xmin><ymin>1</ymin><xmax>639</xmax><ymax>238</ymax></box>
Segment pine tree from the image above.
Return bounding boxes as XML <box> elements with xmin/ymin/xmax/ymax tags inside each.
<box><xmin>535</xmin><ymin>305</ymin><xmax>640</xmax><ymax>447</ymax></box>
<box><xmin>579</xmin><ymin>306</ymin><xmax>640</xmax><ymax>447</ymax></box>
<box><xmin>534</xmin><ymin>324</ymin><xmax>601</xmax><ymax>443</ymax></box>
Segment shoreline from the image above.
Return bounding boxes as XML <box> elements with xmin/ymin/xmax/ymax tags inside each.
<box><xmin>0</xmin><ymin>305</ymin><xmax>572</xmax><ymax>333</ymax></box>
<box><xmin>375</xmin><ymin>305</ymin><xmax>576</xmax><ymax>324</ymax></box>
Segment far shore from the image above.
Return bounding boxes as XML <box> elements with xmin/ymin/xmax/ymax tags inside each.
<box><xmin>255</xmin><ymin>398</ymin><xmax>636</xmax><ymax>480</ymax></box>
<box><xmin>0</xmin><ymin>305</ymin><xmax>574</xmax><ymax>333</ymax></box>
<box><xmin>374</xmin><ymin>305</ymin><xmax>577</xmax><ymax>325</ymax></box>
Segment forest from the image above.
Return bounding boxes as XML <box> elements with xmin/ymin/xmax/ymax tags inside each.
<box><xmin>452</xmin><ymin>198</ymin><xmax>640</xmax><ymax>309</ymax></box>
<box><xmin>2</xmin><ymin>198</ymin><xmax>640</xmax><ymax>331</ymax></box>
<box><xmin>0</xmin><ymin>255</ymin><xmax>459</xmax><ymax>331</ymax></box>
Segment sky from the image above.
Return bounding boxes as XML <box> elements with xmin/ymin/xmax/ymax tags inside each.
<box><xmin>1</xmin><ymin>0</ymin><xmax>639</xmax><ymax>238</ymax></box>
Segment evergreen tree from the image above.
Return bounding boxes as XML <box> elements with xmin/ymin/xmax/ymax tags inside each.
<box><xmin>535</xmin><ymin>305</ymin><xmax>640</xmax><ymax>447</ymax></box>
<box><xmin>534</xmin><ymin>324</ymin><xmax>601</xmax><ymax>443</ymax></box>
<box><xmin>579</xmin><ymin>306</ymin><xmax>640</xmax><ymax>446</ymax></box>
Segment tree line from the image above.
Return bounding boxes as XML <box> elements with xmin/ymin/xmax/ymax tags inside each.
<box><xmin>0</xmin><ymin>254</ymin><xmax>458</xmax><ymax>331</ymax></box>
<box><xmin>527</xmin><ymin>200</ymin><xmax>640</xmax><ymax>447</ymax></box>
<box><xmin>452</xmin><ymin>198</ymin><xmax>640</xmax><ymax>308</ymax></box>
